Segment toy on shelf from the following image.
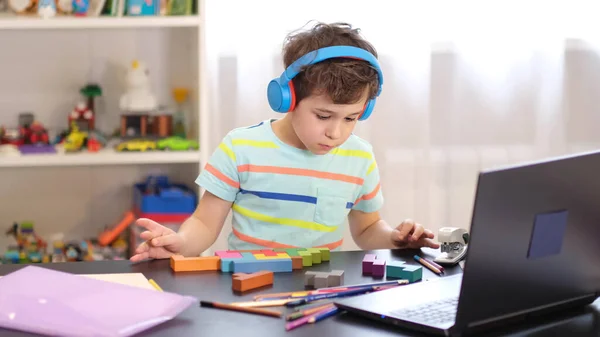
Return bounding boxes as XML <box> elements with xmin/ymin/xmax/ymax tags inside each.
<box><xmin>115</xmin><ymin>138</ymin><xmax>156</xmax><ymax>152</ymax></box>
<box><xmin>72</xmin><ymin>0</ymin><xmax>88</xmax><ymax>15</ymax></box>
<box><xmin>80</xmin><ymin>83</ymin><xmax>102</xmax><ymax>118</ymax></box>
<box><xmin>172</xmin><ymin>87</ymin><xmax>189</xmax><ymax>138</ymax></box>
<box><xmin>3</xmin><ymin>221</ymin><xmax>49</xmax><ymax>264</ymax></box>
<box><xmin>69</xmin><ymin>101</ymin><xmax>95</xmax><ymax>132</ymax></box>
<box><xmin>37</xmin><ymin>0</ymin><xmax>56</xmax><ymax>18</ymax></box>
<box><xmin>120</xmin><ymin>60</ymin><xmax>158</xmax><ymax>113</ymax></box>
<box><xmin>170</xmin><ymin>248</ymin><xmax>331</xmax><ymax>274</ymax></box>
<box><xmin>134</xmin><ymin>175</ymin><xmax>197</xmax><ymax>220</ymax></box>
<box><xmin>157</xmin><ymin>136</ymin><xmax>198</xmax><ymax>151</ymax></box>
<box><xmin>232</xmin><ymin>271</ymin><xmax>274</xmax><ymax>293</ymax></box>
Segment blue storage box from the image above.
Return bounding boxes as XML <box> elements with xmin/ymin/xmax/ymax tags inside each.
<box><xmin>133</xmin><ymin>175</ymin><xmax>197</xmax><ymax>214</ymax></box>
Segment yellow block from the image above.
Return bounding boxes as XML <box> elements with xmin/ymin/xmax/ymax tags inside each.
<box><xmin>254</xmin><ymin>253</ymin><xmax>290</xmax><ymax>260</ymax></box>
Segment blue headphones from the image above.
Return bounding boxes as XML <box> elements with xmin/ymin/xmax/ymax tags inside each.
<box><xmin>267</xmin><ymin>45</ymin><xmax>384</xmax><ymax>121</ymax></box>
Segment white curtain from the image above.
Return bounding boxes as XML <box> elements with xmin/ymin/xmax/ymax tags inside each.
<box><xmin>204</xmin><ymin>0</ymin><xmax>600</xmax><ymax>250</ymax></box>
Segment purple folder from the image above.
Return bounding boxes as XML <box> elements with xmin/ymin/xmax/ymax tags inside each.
<box><xmin>0</xmin><ymin>266</ymin><xmax>197</xmax><ymax>337</ymax></box>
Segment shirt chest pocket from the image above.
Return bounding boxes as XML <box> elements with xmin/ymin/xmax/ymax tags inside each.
<box><xmin>313</xmin><ymin>187</ymin><xmax>354</xmax><ymax>227</ymax></box>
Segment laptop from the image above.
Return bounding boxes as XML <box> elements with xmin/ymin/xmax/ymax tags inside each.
<box><xmin>335</xmin><ymin>150</ymin><xmax>600</xmax><ymax>336</ymax></box>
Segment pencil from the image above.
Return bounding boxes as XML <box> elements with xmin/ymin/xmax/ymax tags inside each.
<box><xmin>286</xmin><ymin>303</ymin><xmax>335</xmax><ymax>321</ymax></box>
<box><xmin>148</xmin><ymin>279</ymin><xmax>163</xmax><ymax>292</ymax></box>
<box><xmin>200</xmin><ymin>300</ymin><xmax>282</xmax><ymax>318</ymax></box>
<box><xmin>414</xmin><ymin>255</ymin><xmax>442</xmax><ymax>275</ymax></box>
<box><xmin>285</xmin><ymin>305</ymin><xmax>339</xmax><ymax>331</ymax></box>
<box><xmin>423</xmin><ymin>257</ymin><xmax>444</xmax><ymax>272</ymax></box>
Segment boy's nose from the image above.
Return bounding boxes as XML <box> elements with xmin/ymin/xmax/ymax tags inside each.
<box><xmin>326</xmin><ymin>125</ymin><xmax>341</xmax><ymax>139</ymax></box>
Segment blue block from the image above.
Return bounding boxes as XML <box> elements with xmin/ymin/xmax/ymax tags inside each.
<box><xmin>220</xmin><ymin>258</ymin><xmax>237</xmax><ymax>272</ymax></box>
<box><xmin>232</xmin><ymin>258</ymin><xmax>293</xmax><ymax>273</ymax></box>
<box><xmin>133</xmin><ymin>175</ymin><xmax>197</xmax><ymax>214</ymax></box>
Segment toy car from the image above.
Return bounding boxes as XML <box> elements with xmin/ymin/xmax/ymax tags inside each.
<box><xmin>116</xmin><ymin>139</ymin><xmax>156</xmax><ymax>152</ymax></box>
<box><xmin>157</xmin><ymin>136</ymin><xmax>199</xmax><ymax>151</ymax></box>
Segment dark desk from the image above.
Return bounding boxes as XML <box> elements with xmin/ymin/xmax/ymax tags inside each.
<box><xmin>1</xmin><ymin>249</ymin><xmax>599</xmax><ymax>337</ymax></box>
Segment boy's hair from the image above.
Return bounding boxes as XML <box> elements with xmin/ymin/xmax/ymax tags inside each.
<box><xmin>282</xmin><ymin>22</ymin><xmax>380</xmax><ymax>106</ymax></box>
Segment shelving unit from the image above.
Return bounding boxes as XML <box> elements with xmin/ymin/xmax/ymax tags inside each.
<box><xmin>0</xmin><ymin>1</ymin><xmax>209</xmax><ymax>248</ymax></box>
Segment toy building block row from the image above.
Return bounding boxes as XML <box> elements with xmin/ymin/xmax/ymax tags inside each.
<box><xmin>171</xmin><ymin>247</ymin><xmax>331</xmax><ymax>273</ymax></box>
<box><xmin>232</xmin><ymin>270</ymin><xmax>274</xmax><ymax>292</ymax></box>
<box><xmin>386</xmin><ymin>261</ymin><xmax>423</xmax><ymax>283</ymax></box>
<box><xmin>304</xmin><ymin>270</ymin><xmax>344</xmax><ymax>288</ymax></box>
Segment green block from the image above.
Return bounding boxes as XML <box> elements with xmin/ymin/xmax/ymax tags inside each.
<box><xmin>273</xmin><ymin>248</ymin><xmax>288</xmax><ymax>252</ymax></box>
<box><xmin>306</xmin><ymin>248</ymin><xmax>322</xmax><ymax>264</ymax></box>
<box><xmin>297</xmin><ymin>250</ymin><xmax>313</xmax><ymax>266</ymax></box>
<box><xmin>284</xmin><ymin>249</ymin><xmax>300</xmax><ymax>256</ymax></box>
<box><xmin>317</xmin><ymin>248</ymin><xmax>330</xmax><ymax>261</ymax></box>
<box><xmin>386</xmin><ymin>262</ymin><xmax>422</xmax><ymax>283</ymax></box>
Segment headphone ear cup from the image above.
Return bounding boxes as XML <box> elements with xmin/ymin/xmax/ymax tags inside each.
<box><xmin>359</xmin><ymin>99</ymin><xmax>376</xmax><ymax>121</ymax></box>
<box><xmin>267</xmin><ymin>79</ymin><xmax>293</xmax><ymax>113</ymax></box>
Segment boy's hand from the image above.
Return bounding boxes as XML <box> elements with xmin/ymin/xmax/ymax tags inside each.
<box><xmin>391</xmin><ymin>219</ymin><xmax>440</xmax><ymax>249</ymax></box>
<box><xmin>129</xmin><ymin>218</ymin><xmax>185</xmax><ymax>262</ymax></box>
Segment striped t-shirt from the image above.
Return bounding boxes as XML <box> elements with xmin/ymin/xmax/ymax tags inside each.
<box><xmin>195</xmin><ymin>119</ymin><xmax>383</xmax><ymax>251</ymax></box>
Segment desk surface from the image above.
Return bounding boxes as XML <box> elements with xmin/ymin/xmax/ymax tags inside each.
<box><xmin>1</xmin><ymin>248</ymin><xmax>599</xmax><ymax>337</ymax></box>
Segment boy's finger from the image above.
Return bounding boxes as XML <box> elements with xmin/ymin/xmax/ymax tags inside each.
<box><xmin>135</xmin><ymin>241</ymin><xmax>150</xmax><ymax>254</ymax></box>
<box><xmin>411</xmin><ymin>225</ymin><xmax>424</xmax><ymax>240</ymax></box>
<box><xmin>135</xmin><ymin>218</ymin><xmax>163</xmax><ymax>232</ymax></box>
<box><xmin>139</xmin><ymin>230</ymin><xmax>155</xmax><ymax>241</ymax></box>
<box><xmin>130</xmin><ymin>252</ymin><xmax>150</xmax><ymax>262</ymax></box>
<box><xmin>424</xmin><ymin>239</ymin><xmax>440</xmax><ymax>249</ymax></box>
<box><xmin>151</xmin><ymin>233</ymin><xmax>180</xmax><ymax>247</ymax></box>
<box><xmin>396</xmin><ymin>220</ymin><xmax>415</xmax><ymax>240</ymax></box>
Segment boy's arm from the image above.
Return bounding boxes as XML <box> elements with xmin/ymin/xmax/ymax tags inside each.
<box><xmin>177</xmin><ymin>191</ymin><xmax>232</xmax><ymax>257</ymax></box>
<box><xmin>348</xmin><ymin>150</ymin><xmax>439</xmax><ymax>250</ymax></box>
<box><xmin>178</xmin><ymin>132</ymin><xmax>240</xmax><ymax>256</ymax></box>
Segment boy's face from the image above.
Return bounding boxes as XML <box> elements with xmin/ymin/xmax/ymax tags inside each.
<box><xmin>291</xmin><ymin>90</ymin><xmax>367</xmax><ymax>155</ymax></box>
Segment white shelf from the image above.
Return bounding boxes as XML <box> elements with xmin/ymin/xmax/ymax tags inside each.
<box><xmin>0</xmin><ymin>14</ymin><xmax>200</xmax><ymax>30</ymax></box>
<box><xmin>0</xmin><ymin>149</ymin><xmax>201</xmax><ymax>167</ymax></box>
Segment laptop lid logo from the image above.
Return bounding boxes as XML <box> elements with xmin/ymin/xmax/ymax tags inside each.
<box><xmin>527</xmin><ymin>210</ymin><xmax>569</xmax><ymax>259</ymax></box>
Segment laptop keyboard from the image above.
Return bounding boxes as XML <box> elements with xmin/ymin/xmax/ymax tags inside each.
<box><xmin>389</xmin><ymin>297</ymin><xmax>458</xmax><ymax>325</ymax></box>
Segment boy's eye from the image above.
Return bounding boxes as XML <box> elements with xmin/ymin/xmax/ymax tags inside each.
<box><xmin>345</xmin><ymin>117</ymin><xmax>356</xmax><ymax>122</ymax></box>
<box><xmin>316</xmin><ymin>114</ymin><xmax>329</xmax><ymax>120</ymax></box>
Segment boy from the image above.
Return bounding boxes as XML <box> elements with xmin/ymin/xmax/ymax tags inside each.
<box><xmin>130</xmin><ymin>22</ymin><xmax>439</xmax><ymax>262</ymax></box>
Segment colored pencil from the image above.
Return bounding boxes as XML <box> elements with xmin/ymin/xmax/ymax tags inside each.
<box><xmin>286</xmin><ymin>303</ymin><xmax>335</xmax><ymax>321</ymax></box>
<box><xmin>200</xmin><ymin>300</ymin><xmax>282</xmax><ymax>318</ymax></box>
<box><xmin>285</xmin><ymin>305</ymin><xmax>339</xmax><ymax>331</ymax></box>
<box><xmin>414</xmin><ymin>255</ymin><xmax>442</xmax><ymax>275</ymax></box>
<box><xmin>229</xmin><ymin>298</ymin><xmax>295</xmax><ymax>307</ymax></box>
<box><xmin>423</xmin><ymin>257</ymin><xmax>444</xmax><ymax>272</ymax></box>
<box><xmin>285</xmin><ymin>286</ymin><xmax>380</xmax><ymax>307</ymax></box>
<box><xmin>148</xmin><ymin>279</ymin><xmax>163</xmax><ymax>292</ymax></box>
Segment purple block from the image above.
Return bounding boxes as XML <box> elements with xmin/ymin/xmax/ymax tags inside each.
<box><xmin>372</xmin><ymin>259</ymin><xmax>386</xmax><ymax>278</ymax></box>
<box><xmin>19</xmin><ymin>144</ymin><xmax>56</xmax><ymax>154</ymax></box>
<box><xmin>362</xmin><ymin>253</ymin><xmax>377</xmax><ymax>275</ymax></box>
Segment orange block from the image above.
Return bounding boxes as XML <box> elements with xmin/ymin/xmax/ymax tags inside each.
<box><xmin>170</xmin><ymin>255</ymin><xmax>220</xmax><ymax>272</ymax></box>
<box><xmin>291</xmin><ymin>256</ymin><xmax>303</xmax><ymax>270</ymax></box>
<box><xmin>232</xmin><ymin>270</ymin><xmax>274</xmax><ymax>292</ymax></box>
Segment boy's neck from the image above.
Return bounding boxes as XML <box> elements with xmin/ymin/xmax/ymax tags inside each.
<box><xmin>271</xmin><ymin>115</ymin><xmax>307</xmax><ymax>150</ymax></box>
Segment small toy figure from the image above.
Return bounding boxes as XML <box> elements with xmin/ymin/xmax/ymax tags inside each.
<box><xmin>72</xmin><ymin>0</ymin><xmax>87</xmax><ymax>15</ymax></box>
<box><xmin>69</xmin><ymin>102</ymin><xmax>94</xmax><ymax>132</ymax></box>
<box><xmin>37</xmin><ymin>0</ymin><xmax>56</xmax><ymax>18</ymax></box>
<box><xmin>119</xmin><ymin>60</ymin><xmax>158</xmax><ymax>113</ymax></box>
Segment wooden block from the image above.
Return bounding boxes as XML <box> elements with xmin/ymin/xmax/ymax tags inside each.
<box><xmin>260</xmin><ymin>249</ymin><xmax>278</xmax><ymax>256</ymax></box>
<box><xmin>314</xmin><ymin>274</ymin><xmax>329</xmax><ymax>289</ymax></box>
<box><xmin>253</xmin><ymin>253</ymin><xmax>290</xmax><ymax>260</ymax></box>
<box><xmin>284</xmin><ymin>248</ymin><xmax>299</xmax><ymax>256</ymax></box>
<box><xmin>273</xmin><ymin>248</ymin><xmax>289</xmax><ymax>252</ymax></box>
<box><xmin>220</xmin><ymin>258</ymin><xmax>238</xmax><ymax>272</ymax></box>
<box><xmin>304</xmin><ymin>271</ymin><xmax>323</xmax><ymax>287</ymax></box>
<box><xmin>240</xmin><ymin>252</ymin><xmax>257</xmax><ymax>261</ymax></box>
<box><xmin>362</xmin><ymin>254</ymin><xmax>377</xmax><ymax>275</ymax></box>
<box><xmin>232</xmin><ymin>270</ymin><xmax>274</xmax><ymax>292</ymax></box>
<box><xmin>327</xmin><ymin>270</ymin><xmax>344</xmax><ymax>287</ymax></box>
<box><xmin>297</xmin><ymin>250</ymin><xmax>313</xmax><ymax>266</ymax></box>
<box><xmin>215</xmin><ymin>251</ymin><xmax>243</xmax><ymax>259</ymax></box>
<box><xmin>232</xmin><ymin>257</ymin><xmax>293</xmax><ymax>273</ymax></box>
<box><xmin>230</xmin><ymin>250</ymin><xmax>264</xmax><ymax>253</ymax></box>
<box><xmin>317</xmin><ymin>248</ymin><xmax>330</xmax><ymax>261</ymax></box>
<box><xmin>385</xmin><ymin>261</ymin><xmax>406</xmax><ymax>278</ymax></box>
<box><xmin>372</xmin><ymin>259</ymin><xmax>386</xmax><ymax>278</ymax></box>
<box><xmin>291</xmin><ymin>256</ymin><xmax>303</xmax><ymax>270</ymax></box>
<box><xmin>170</xmin><ymin>255</ymin><xmax>220</xmax><ymax>272</ymax></box>
<box><xmin>305</xmin><ymin>248</ymin><xmax>322</xmax><ymax>264</ymax></box>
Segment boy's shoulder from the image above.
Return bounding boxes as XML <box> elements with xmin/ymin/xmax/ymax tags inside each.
<box><xmin>222</xmin><ymin>120</ymin><xmax>271</xmax><ymax>140</ymax></box>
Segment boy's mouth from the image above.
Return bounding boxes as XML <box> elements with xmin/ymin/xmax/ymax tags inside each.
<box><xmin>318</xmin><ymin>144</ymin><xmax>333</xmax><ymax>150</ymax></box>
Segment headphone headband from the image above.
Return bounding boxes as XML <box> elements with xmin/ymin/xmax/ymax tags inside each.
<box><xmin>267</xmin><ymin>45</ymin><xmax>384</xmax><ymax>120</ymax></box>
